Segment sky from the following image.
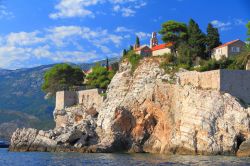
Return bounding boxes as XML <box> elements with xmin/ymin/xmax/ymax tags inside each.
<box><xmin>0</xmin><ymin>0</ymin><xmax>249</xmax><ymax>69</ymax></box>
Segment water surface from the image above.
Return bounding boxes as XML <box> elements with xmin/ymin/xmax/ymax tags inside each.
<box><xmin>1</xmin><ymin>148</ymin><xmax>250</xmax><ymax>166</ymax></box>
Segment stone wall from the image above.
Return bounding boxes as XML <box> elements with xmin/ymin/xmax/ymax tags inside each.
<box><xmin>177</xmin><ymin>70</ymin><xmax>220</xmax><ymax>90</ymax></box>
<box><xmin>220</xmin><ymin>70</ymin><xmax>250</xmax><ymax>103</ymax></box>
<box><xmin>78</xmin><ymin>89</ymin><xmax>105</xmax><ymax>110</ymax></box>
<box><xmin>178</xmin><ymin>70</ymin><xmax>250</xmax><ymax>103</ymax></box>
<box><xmin>56</xmin><ymin>91</ymin><xmax>77</xmax><ymax>110</ymax></box>
<box><xmin>55</xmin><ymin>89</ymin><xmax>105</xmax><ymax>110</ymax></box>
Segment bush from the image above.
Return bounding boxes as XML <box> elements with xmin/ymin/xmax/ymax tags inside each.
<box><xmin>42</xmin><ymin>64</ymin><xmax>85</xmax><ymax>97</ymax></box>
<box><xmin>123</xmin><ymin>50</ymin><xmax>142</xmax><ymax>73</ymax></box>
<box><xmin>86</xmin><ymin>64</ymin><xmax>115</xmax><ymax>89</ymax></box>
<box><xmin>196</xmin><ymin>48</ymin><xmax>250</xmax><ymax>72</ymax></box>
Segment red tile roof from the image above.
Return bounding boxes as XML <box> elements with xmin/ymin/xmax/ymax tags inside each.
<box><xmin>134</xmin><ymin>45</ymin><xmax>151</xmax><ymax>51</ymax></box>
<box><xmin>213</xmin><ymin>39</ymin><xmax>240</xmax><ymax>49</ymax></box>
<box><xmin>152</xmin><ymin>42</ymin><xmax>173</xmax><ymax>51</ymax></box>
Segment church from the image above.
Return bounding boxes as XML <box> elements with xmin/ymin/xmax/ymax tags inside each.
<box><xmin>134</xmin><ymin>32</ymin><xmax>173</xmax><ymax>57</ymax></box>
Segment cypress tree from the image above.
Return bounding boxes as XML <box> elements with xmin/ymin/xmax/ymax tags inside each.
<box><xmin>187</xmin><ymin>19</ymin><xmax>206</xmax><ymax>59</ymax></box>
<box><xmin>247</xmin><ymin>21</ymin><xmax>250</xmax><ymax>48</ymax></box>
<box><xmin>206</xmin><ymin>23</ymin><xmax>221</xmax><ymax>57</ymax></box>
<box><xmin>136</xmin><ymin>36</ymin><xmax>140</xmax><ymax>47</ymax></box>
<box><xmin>129</xmin><ymin>45</ymin><xmax>134</xmax><ymax>51</ymax></box>
<box><xmin>106</xmin><ymin>57</ymin><xmax>109</xmax><ymax>71</ymax></box>
<box><xmin>123</xmin><ymin>49</ymin><xmax>127</xmax><ymax>56</ymax></box>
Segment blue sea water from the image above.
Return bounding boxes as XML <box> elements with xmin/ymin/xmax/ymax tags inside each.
<box><xmin>1</xmin><ymin>148</ymin><xmax>250</xmax><ymax>166</ymax></box>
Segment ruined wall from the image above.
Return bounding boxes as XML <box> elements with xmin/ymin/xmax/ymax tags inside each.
<box><xmin>55</xmin><ymin>89</ymin><xmax>104</xmax><ymax>110</ymax></box>
<box><xmin>55</xmin><ymin>91</ymin><xmax>77</xmax><ymax>110</ymax></box>
<box><xmin>178</xmin><ymin>70</ymin><xmax>250</xmax><ymax>103</ymax></box>
<box><xmin>78</xmin><ymin>89</ymin><xmax>105</xmax><ymax>110</ymax></box>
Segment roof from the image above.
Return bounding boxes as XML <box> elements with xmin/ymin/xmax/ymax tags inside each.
<box><xmin>213</xmin><ymin>39</ymin><xmax>241</xmax><ymax>49</ymax></box>
<box><xmin>152</xmin><ymin>42</ymin><xmax>173</xmax><ymax>51</ymax></box>
<box><xmin>134</xmin><ymin>45</ymin><xmax>151</xmax><ymax>51</ymax></box>
<box><xmin>83</xmin><ymin>69</ymin><xmax>92</xmax><ymax>74</ymax></box>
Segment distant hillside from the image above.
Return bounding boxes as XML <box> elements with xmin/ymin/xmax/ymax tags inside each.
<box><xmin>79</xmin><ymin>57</ymin><xmax>121</xmax><ymax>71</ymax></box>
<box><xmin>0</xmin><ymin>57</ymin><xmax>120</xmax><ymax>140</ymax></box>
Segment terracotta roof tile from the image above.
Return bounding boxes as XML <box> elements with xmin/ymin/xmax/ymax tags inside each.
<box><xmin>213</xmin><ymin>39</ymin><xmax>240</xmax><ymax>49</ymax></box>
<box><xmin>152</xmin><ymin>42</ymin><xmax>173</xmax><ymax>51</ymax></box>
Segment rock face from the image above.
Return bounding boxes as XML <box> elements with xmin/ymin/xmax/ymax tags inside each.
<box><xmin>10</xmin><ymin>105</ymin><xmax>99</xmax><ymax>152</ymax></box>
<box><xmin>10</xmin><ymin>57</ymin><xmax>250</xmax><ymax>156</ymax></box>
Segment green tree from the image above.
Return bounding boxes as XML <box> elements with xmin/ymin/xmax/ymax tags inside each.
<box><xmin>206</xmin><ymin>23</ymin><xmax>221</xmax><ymax>56</ymax></box>
<box><xmin>86</xmin><ymin>64</ymin><xmax>115</xmax><ymax>89</ymax></box>
<box><xmin>177</xmin><ymin>42</ymin><xmax>194</xmax><ymax>68</ymax></box>
<box><xmin>136</xmin><ymin>36</ymin><xmax>140</xmax><ymax>47</ymax></box>
<box><xmin>247</xmin><ymin>21</ymin><xmax>250</xmax><ymax>48</ymax></box>
<box><xmin>106</xmin><ymin>57</ymin><xmax>109</xmax><ymax>70</ymax></box>
<box><xmin>159</xmin><ymin>20</ymin><xmax>188</xmax><ymax>53</ymax></box>
<box><xmin>123</xmin><ymin>49</ymin><xmax>127</xmax><ymax>56</ymax></box>
<box><xmin>247</xmin><ymin>21</ymin><xmax>250</xmax><ymax>40</ymax></box>
<box><xmin>187</xmin><ymin>19</ymin><xmax>206</xmax><ymax>59</ymax></box>
<box><xmin>129</xmin><ymin>45</ymin><xmax>134</xmax><ymax>51</ymax></box>
<box><xmin>42</xmin><ymin>64</ymin><xmax>85</xmax><ymax>96</ymax></box>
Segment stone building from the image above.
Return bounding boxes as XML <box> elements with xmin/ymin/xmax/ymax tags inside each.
<box><xmin>151</xmin><ymin>43</ymin><xmax>173</xmax><ymax>56</ymax></box>
<box><xmin>134</xmin><ymin>32</ymin><xmax>173</xmax><ymax>57</ymax></box>
<box><xmin>211</xmin><ymin>39</ymin><xmax>246</xmax><ymax>60</ymax></box>
<box><xmin>134</xmin><ymin>45</ymin><xmax>152</xmax><ymax>57</ymax></box>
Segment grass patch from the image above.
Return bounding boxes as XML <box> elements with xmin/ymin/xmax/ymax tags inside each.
<box><xmin>123</xmin><ymin>50</ymin><xmax>142</xmax><ymax>74</ymax></box>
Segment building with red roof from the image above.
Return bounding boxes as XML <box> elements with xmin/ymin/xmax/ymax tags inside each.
<box><xmin>134</xmin><ymin>32</ymin><xmax>173</xmax><ymax>57</ymax></box>
<box><xmin>212</xmin><ymin>39</ymin><xmax>246</xmax><ymax>60</ymax></box>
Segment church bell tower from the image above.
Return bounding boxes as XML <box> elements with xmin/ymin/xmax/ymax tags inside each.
<box><xmin>150</xmin><ymin>32</ymin><xmax>158</xmax><ymax>48</ymax></box>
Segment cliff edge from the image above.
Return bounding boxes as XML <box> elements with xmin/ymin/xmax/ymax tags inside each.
<box><xmin>9</xmin><ymin>57</ymin><xmax>250</xmax><ymax>156</ymax></box>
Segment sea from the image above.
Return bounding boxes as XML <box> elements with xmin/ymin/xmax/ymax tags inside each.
<box><xmin>1</xmin><ymin>148</ymin><xmax>250</xmax><ymax>166</ymax></box>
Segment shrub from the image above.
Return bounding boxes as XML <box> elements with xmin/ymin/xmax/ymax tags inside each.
<box><xmin>196</xmin><ymin>48</ymin><xmax>250</xmax><ymax>72</ymax></box>
<box><xmin>123</xmin><ymin>50</ymin><xmax>142</xmax><ymax>73</ymax></box>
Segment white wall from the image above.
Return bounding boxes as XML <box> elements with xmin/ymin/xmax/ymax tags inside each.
<box><xmin>152</xmin><ymin>48</ymin><xmax>171</xmax><ymax>56</ymax></box>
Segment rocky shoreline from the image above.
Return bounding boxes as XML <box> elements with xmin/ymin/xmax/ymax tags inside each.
<box><xmin>9</xmin><ymin>57</ymin><xmax>250</xmax><ymax>157</ymax></box>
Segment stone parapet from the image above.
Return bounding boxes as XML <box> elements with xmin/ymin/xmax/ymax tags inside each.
<box><xmin>177</xmin><ymin>69</ymin><xmax>250</xmax><ymax>103</ymax></box>
<box><xmin>55</xmin><ymin>89</ymin><xmax>105</xmax><ymax>110</ymax></box>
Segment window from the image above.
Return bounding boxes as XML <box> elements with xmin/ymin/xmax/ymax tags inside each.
<box><xmin>236</xmin><ymin>47</ymin><xmax>240</xmax><ymax>52</ymax></box>
<box><xmin>231</xmin><ymin>47</ymin><xmax>240</xmax><ymax>52</ymax></box>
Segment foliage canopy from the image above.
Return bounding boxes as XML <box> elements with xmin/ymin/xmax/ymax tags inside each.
<box><xmin>42</xmin><ymin>64</ymin><xmax>85</xmax><ymax>96</ymax></box>
<box><xmin>86</xmin><ymin>64</ymin><xmax>115</xmax><ymax>89</ymax></box>
<box><xmin>159</xmin><ymin>20</ymin><xmax>188</xmax><ymax>50</ymax></box>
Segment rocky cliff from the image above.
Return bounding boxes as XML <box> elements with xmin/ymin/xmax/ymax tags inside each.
<box><xmin>9</xmin><ymin>57</ymin><xmax>250</xmax><ymax>156</ymax></box>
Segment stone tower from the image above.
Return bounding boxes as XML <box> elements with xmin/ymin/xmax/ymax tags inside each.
<box><xmin>150</xmin><ymin>32</ymin><xmax>158</xmax><ymax>48</ymax></box>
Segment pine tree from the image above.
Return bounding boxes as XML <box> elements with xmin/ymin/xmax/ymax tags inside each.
<box><xmin>187</xmin><ymin>19</ymin><xmax>206</xmax><ymax>59</ymax></box>
<box><xmin>129</xmin><ymin>45</ymin><xmax>134</xmax><ymax>51</ymax></box>
<box><xmin>206</xmin><ymin>23</ymin><xmax>221</xmax><ymax>57</ymax></box>
<box><xmin>159</xmin><ymin>20</ymin><xmax>188</xmax><ymax>54</ymax></box>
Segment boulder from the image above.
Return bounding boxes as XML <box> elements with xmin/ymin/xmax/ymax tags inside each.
<box><xmin>237</xmin><ymin>139</ymin><xmax>250</xmax><ymax>157</ymax></box>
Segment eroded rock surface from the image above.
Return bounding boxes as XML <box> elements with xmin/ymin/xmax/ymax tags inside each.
<box><xmin>10</xmin><ymin>58</ymin><xmax>250</xmax><ymax>156</ymax></box>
